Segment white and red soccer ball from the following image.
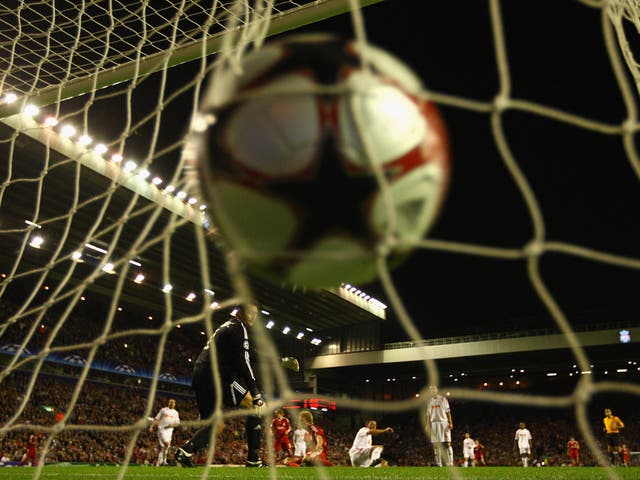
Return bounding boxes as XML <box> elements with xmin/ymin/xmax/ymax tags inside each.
<box><xmin>194</xmin><ymin>34</ymin><xmax>450</xmax><ymax>288</ymax></box>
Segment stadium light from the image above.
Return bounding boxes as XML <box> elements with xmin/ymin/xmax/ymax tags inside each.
<box><xmin>152</xmin><ymin>177</ymin><xmax>163</xmax><ymax>185</ymax></box>
<box><xmin>102</xmin><ymin>262</ymin><xmax>115</xmax><ymax>274</ymax></box>
<box><xmin>85</xmin><ymin>243</ymin><xmax>108</xmax><ymax>254</ymax></box>
<box><xmin>3</xmin><ymin>92</ymin><xmax>18</xmax><ymax>104</ymax></box>
<box><xmin>23</xmin><ymin>104</ymin><xmax>39</xmax><ymax>117</ymax></box>
<box><xmin>282</xmin><ymin>326</ymin><xmax>291</xmax><ymax>335</ymax></box>
<box><xmin>29</xmin><ymin>235</ymin><xmax>44</xmax><ymax>248</ymax></box>
<box><xmin>296</xmin><ymin>332</ymin><xmax>304</xmax><ymax>340</ymax></box>
<box><xmin>78</xmin><ymin>134</ymin><xmax>92</xmax><ymax>146</ymax></box>
<box><xmin>310</xmin><ymin>338</ymin><xmax>322</xmax><ymax>345</ymax></box>
<box><xmin>265</xmin><ymin>320</ymin><xmax>275</xmax><ymax>329</ymax></box>
<box><xmin>133</xmin><ymin>273</ymin><xmax>145</xmax><ymax>284</ymax></box>
<box><xmin>162</xmin><ymin>284</ymin><xmax>173</xmax><ymax>293</ymax></box>
<box><xmin>94</xmin><ymin>144</ymin><xmax>108</xmax><ymax>155</ymax></box>
<box><xmin>185</xmin><ymin>292</ymin><xmax>196</xmax><ymax>302</ymax></box>
<box><xmin>60</xmin><ymin>124</ymin><xmax>76</xmax><ymax>137</ymax></box>
<box><xmin>123</xmin><ymin>160</ymin><xmax>137</xmax><ymax>172</ymax></box>
<box><xmin>44</xmin><ymin>116</ymin><xmax>59</xmax><ymax>127</ymax></box>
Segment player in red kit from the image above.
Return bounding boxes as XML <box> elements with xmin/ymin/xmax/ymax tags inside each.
<box><xmin>287</xmin><ymin>410</ymin><xmax>332</xmax><ymax>467</ymax></box>
<box><xmin>19</xmin><ymin>434</ymin><xmax>37</xmax><ymax>466</ymax></box>
<box><xmin>620</xmin><ymin>443</ymin><xmax>630</xmax><ymax>467</ymax></box>
<box><xmin>567</xmin><ymin>436</ymin><xmax>580</xmax><ymax>466</ymax></box>
<box><xmin>473</xmin><ymin>439</ymin><xmax>486</xmax><ymax>466</ymax></box>
<box><xmin>271</xmin><ymin>409</ymin><xmax>292</xmax><ymax>462</ymax></box>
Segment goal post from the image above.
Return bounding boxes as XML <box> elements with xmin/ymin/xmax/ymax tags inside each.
<box><xmin>0</xmin><ymin>0</ymin><xmax>383</xmax><ymax>120</ymax></box>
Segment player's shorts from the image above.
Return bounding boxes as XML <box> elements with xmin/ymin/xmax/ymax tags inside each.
<box><xmin>569</xmin><ymin>450</ymin><xmax>579</xmax><ymax>459</ymax></box>
<box><xmin>158</xmin><ymin>427</ymin><xmax>173</xmax><ymax>446</ymax></box>
<box><xmin>274</xmin><ymin>435</ymin><xmax>291</xmax><ymax>452</ymax></box>
<box><xmin>518</xmin><ymin>446</ymin><xmax>531</xmax><ymax>455</ymax></box>
<box><xmin>606</xmin><ymin>433</ymin><xmax>621</xmax><ymax>447</ymax></box>
<box><xmin>349</xmin><ymin>447</ymin><xmax>374</xmax><ymax>467</ymax></box>
<box><xmin>430</xmin><ymin>422</ymin><xmax>451</xmax><ymax>443</ymax></box>
<box><xmin>192</xmin><ymin>360</ymin><xmax>251</xmax><ymax>418</ymax></box>
<box><xmin>294</xmin><ymin>444</ymin><xmax>307</xmax><ymax>456</ymax></box>
<box><xmin>464</xmin><ymin>448</ymin><xmax>475</xmax><ymax>459</ymax></box>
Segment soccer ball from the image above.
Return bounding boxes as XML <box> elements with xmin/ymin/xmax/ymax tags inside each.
<box><xmin>194</xmin><ymin>33</ymin><xmax>450</xmax><ymax>288</ymax></box>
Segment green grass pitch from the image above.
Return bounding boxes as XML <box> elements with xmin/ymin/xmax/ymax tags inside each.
<box><xmin>0</xmin><ymin>466</ymin><xmax>638</xmax><ymax>480</ymax></box>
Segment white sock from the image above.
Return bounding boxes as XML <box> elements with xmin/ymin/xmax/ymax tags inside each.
<box><xmin>523</xmin><ymin>457</ymin><xmax>528</xmax><ymax>467</ymax></box>
<box><xmin>434</xmin><ymin>448</ymin><xmax>442</xmax><ymax>467</ymax></box>
<box><xmin>447</xmin><ymin>446</ymin><xmax>453</xmax><ymax>466</ymax></box>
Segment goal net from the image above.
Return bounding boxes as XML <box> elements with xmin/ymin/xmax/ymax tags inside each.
<box><xmin>0</xmin><ymin>0</ymin><xmax>639</xmax><ymax>476</ymax></box>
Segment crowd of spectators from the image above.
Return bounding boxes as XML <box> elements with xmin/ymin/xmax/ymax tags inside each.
<box><xmin>1</xmin><ymin>297</ymin><xmax>638</xmax><ymax>467</ymax></box>
<box><xmin>0</xmin><ymin>371</ymin><xmax>637</xmax><ymax>467</ymax></box>
<box><xmin>0</xmin><ymin>296</ymin><xmax>206</xmax><ymax>379</ymax></box>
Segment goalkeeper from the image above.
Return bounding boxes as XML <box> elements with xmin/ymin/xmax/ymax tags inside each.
<box><xmin>176</xmin><ymin>303</ymin><xmax>268</xmax><ymax>468</ymax></box>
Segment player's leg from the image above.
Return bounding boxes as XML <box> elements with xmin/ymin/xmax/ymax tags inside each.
<box><xmin>430</xmin><ymin>424</ymin><xmax>443</xmax><ymax>466</ymax></box>
<box><xmin>239</xmin><ymin>391</ymin><xmax>266</xmax><ymax>467</ymax></box>
<box><xmin>445</xmin><ymin>442</ymin><xmax>453</xmax><ymax>466</ymax></box>
<box><xmin>369</xmin><ymin>445</ymin><xmax>385</xmax><ymax>467</ymax></box>
<box><xmin>176</xmin><ymin>364</ymin><xmax>221</xmax><ymax>467</ymax></box>
<box><xmin>432</xmin><ymin>442</ymin><xmax>443</xmax><ymax>467</ymax></box>
<box><xmin>285</xmin><ymin>437</ymin><xmax>293</xmax><ymax>458</ymax></box>
<box><xmin>156</xmin><ymin>438</ymin><xmax>164</xmax><ymax>466</ymax></box>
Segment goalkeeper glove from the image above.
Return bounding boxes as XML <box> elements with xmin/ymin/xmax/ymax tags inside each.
<box><xmin>252</xmin><ymin>393</ymin><xmax>266</xmax><ymax>416</ymax></box>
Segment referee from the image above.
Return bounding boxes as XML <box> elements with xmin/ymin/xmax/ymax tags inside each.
<box><xmin>176</xmin><ymin>303</ymin><xmax>267</xmax><ymax>467</ymax></box>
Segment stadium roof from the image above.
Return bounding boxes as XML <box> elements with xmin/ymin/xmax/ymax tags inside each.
<box><xmin>0</xmin><ymin>118</ymin><xmax>384</xmax><ymax>341</ymax></box>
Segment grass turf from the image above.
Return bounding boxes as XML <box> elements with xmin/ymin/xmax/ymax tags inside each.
<box><xmin>0</xmin><ymin>466</ymin><xmax>638</xmax><ymax>480</ymax></box>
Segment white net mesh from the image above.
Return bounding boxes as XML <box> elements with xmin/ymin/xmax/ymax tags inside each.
<box><xmin>0</xmin><ymin>0</ymin><xmax>639</xmax><ymax>477</ymax></box>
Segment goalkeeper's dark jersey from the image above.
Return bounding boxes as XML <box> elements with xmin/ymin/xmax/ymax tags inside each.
<box><xmin>194</xmin><ymin>317</ymin><xmax>261</xmax><ymax>397</ymax></box>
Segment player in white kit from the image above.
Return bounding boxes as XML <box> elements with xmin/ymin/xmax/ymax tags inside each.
<box><xmin>425</xmin><ymin>385</ymin><xmax>453</xmax><ymax>467</ymax></box>
<box><xmin>349</xmin><ymin>420</ymin><xmax>393</xmax><ymax>467</ymax></box>
<box><xmin>149</xmin><ymin>399</ymin><xmax>180</xmax><ymax>466</ymax></box>
<box><xmin>514</xmin><ymin>422</ymin><xmax>532</xmax><ymax>467</ymax></box>
<box><xmin>292</xmin><ymin>426</ymin><xmax>308</xmax><ymax>458</ymax></box>
<box><xmin>462</xmin><ymin>432</ymin><xmax>475</xmax><ymax>467</ymax></box>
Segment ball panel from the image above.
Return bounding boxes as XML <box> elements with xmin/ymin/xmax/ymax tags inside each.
<box><xmin>288</xmin><ymin>237</ymin><xmax>379</xmax><ymax>288</ymax></box>
<box><xmin>338</xmin><ymin>73</ymin><xmax>426</xmax><ymax>168</ymax></box>
<box><xmin>225</xmin><ymin>76</ymin><xmax>322</xmax><ymax>178</ymax></box>
<box><xmin>211</xmin><ymin>180</ymin><xmax>298</xmax><ymax>258</ymax></box>
<box><xmin>369</xmin><ymin>162</ymin><xmax>445</xmax><ymax>242</ymax></box>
